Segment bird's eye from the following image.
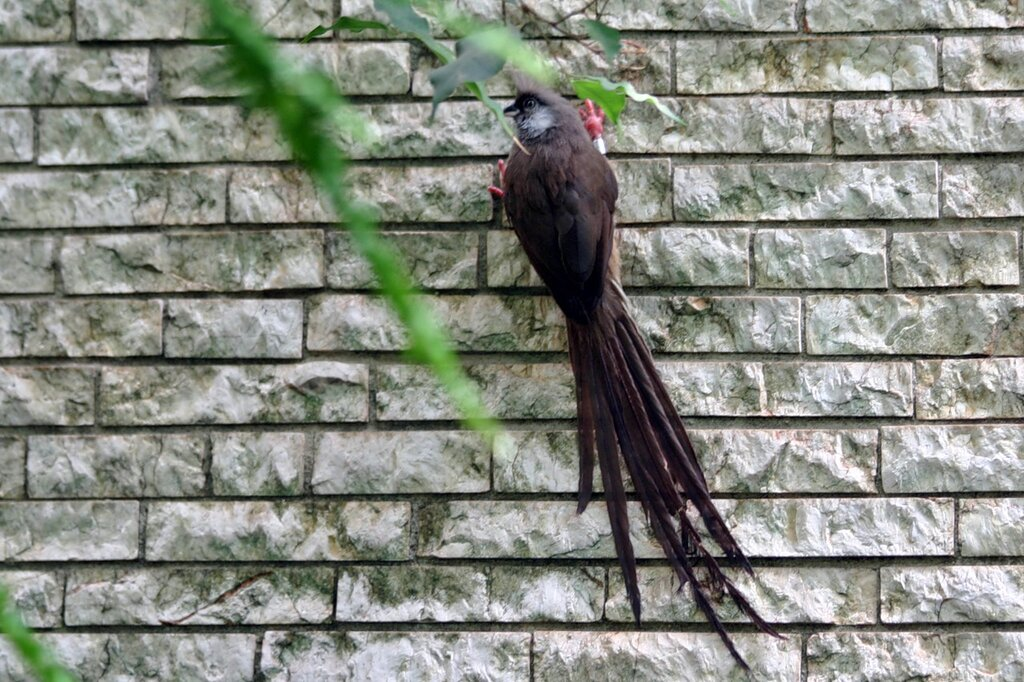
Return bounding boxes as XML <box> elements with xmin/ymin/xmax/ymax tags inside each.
<box><xmin>524</xmin><ymin>98</ymin><xmax>537</xmax><ymax>110</ymax></box>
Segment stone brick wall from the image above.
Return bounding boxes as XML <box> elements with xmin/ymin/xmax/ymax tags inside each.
<box><xmin>1</xmin><ymin>0</ymin><xmax>1024</xmax><ymax>679</ymax></box>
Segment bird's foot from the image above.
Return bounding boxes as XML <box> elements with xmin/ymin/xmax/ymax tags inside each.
<box><xmin>578</xmin><ymin>99</ymin><xmax>607</xmax><ymax>154</ymax></box>
<box><xmin>487</xmin><ymin>159</ymin><xmax>506</xmax><ymax>199</ymax></box>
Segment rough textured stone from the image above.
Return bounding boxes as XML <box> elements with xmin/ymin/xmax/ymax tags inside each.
<box><xmin>0</xmin><ymin>501</ymin><xmax>138</xmax><ymax>560</ymax></box>
<box><xmin>375</xmin><ymin>363</ymin><xmax>575</xmax><ymax>421</ymax></box>
<box><xmin>336</xmin><ymin>565</ymin><xmax>604</xmax><ymax>622</ymax></box>
<box><xmin>0</xmin><ymin>438</ymin><xmax>23</xmax><ymax>498</ymax></box>
<box><xmin>891</xmin><ymin>230</ymin><xmax>1019</xmax><ymax>287</ymax></box>
<box><xmin>99</xmin><ymin>362</ymin><xmax>368</xmax><ymax>425</ymax></box>
<box><xmin>0</xmin><ymin>633</ymin><xmax>256</xmax><ymax>682</ymax></box>
<box><xmin>146</xmin><ymin>501</ymin><xmax>409</xmax><ymax>561</ymax></box>
<box><xmin>675</xmin><ymin>162</ymin><xmax>938</xmax><ymax>221</ymax></box>
<box><xmin>606</xmin><ymin>567</ymin><xmax>877</xmax><ymax>624</ymax></box>
<box><xmin>229</xmin><ymin>165</ymin><xmax>492</xmax><ymax>224</ymax></box>
<box><xmin>613</xmin><ymin>98</ymin><xmax>832</xmax><ymax>154</ymax></box>
<box><xmin>0</xmin><ymin>367</ymin><xmax>94</xmax><ymax>426</ymax></box>
<box><xmin>651</xmin><ymin>362</ymin><xmax>765</xmax><ymax>417</ymax></box>
<box><xmin>754</xmin><ymin>228</ymin><xmax>887</xmax><ymax>289</ymax></box>
<box><xmin>836</xmin><ymin>98</ymin><xmax>1024</xmax><ymax>154</ymax></box>
<box><xmin>77</xmin><ymin>0</ymin><xmax>332</xmax><ymax>39</ymax></box>
<box><xmin>65</xmin><ymin>567</ymin><xmax>333</xmax><ymax>625</ymax></box>
<box><xmin>0</xmin><ymin>0</ymin><xmax>72</xmax><ymax>41</ymax></box>
<box><xmin>27</xmin><ymin>434</ymin><xmax>205</xmax><ymax>498</ymax></box>
<box><xmin>349</xmin><ymin>101</ymin><xmax>508</xmax><ymax>159</ymax></box>
<box><xmin>0</xmin><ymin>300</ymin><xmax>162</xmax><ymax>357</ymax></box>
<box><xmin>328</xmin><ymin>231</ymin><xmax>477</xmax><ymax>290</ymax></box>
<box><xmin>676</xmin><ymin>37</ymin><xmax>938</xmax><ymax>93</ymax></box>
<box><xmin>0</xmin><ymin>47</ymin><xmax>148</xmax><ymax>104</ymax></box>
<box><xmin>0</xmin><ymin>169</ymin><xmax>226</xmax><ymax>229</ymax></box>
<box><xmin>313</xmin><ymin>431</ymin><xmax>489</xmax><ymax>494</ymax></box>
<box><xmin>343</xmin><ymin>0</ymin><xmax>502</xmax><ymax>37</ymax></box>
<box><xmin>0</xmin><ymin>110</ymin><xmax>32</xmax><ymax>162</ymax></box>
<box><xmin>1</xmin><ymin>571</ymin><xmax>62</xmax><ymax>628</ymax></box>
<box><xmin>610</xmin><ymin>159</ymin><xmax>673</xmax><ymax>223</ymax></box>
<box><xmin>883</xmin><ymin>426</ymin><xmax>1024</xmax><ymax>493</ymax></box>
<box><xmin>807</xmin><ymin>294</ymin><xmax>1024</xmax><ymax>356</ymax></box>
<box><xmin>943</xmin><ymin>162</ymin><xmax>1024</xmax><ymax>217</ymax></box>
<box><xmin>507</xmin><ymin>0</ymin><xmax>798</xmax><ymax>32</ymax></box>
<box><xmin>631</xmin><ymin>296</ymin><xmax>800</xmax><ymax>353</ymax></box>
<box><xmin>944</xmin><ymin>36</ymin><xmax>1024</xmax><ymax>91</ymax></box>
<box><xmin>165</xmin><ymin>299</ymin><xmax>303</xmax><ymax>359</ymax></box>
<box><xmin>960</xmin><ymin>499</ymin><xmax>1024</xmax><ymax>556</ymax></box>
<box><xmin>39</xmin><ymin>107</ymin><xmax>286</xmax><ymax>165</ymax></box>
<box><xmin>534</xmin><ymin>632</ymin><xmax>799</xmax><ymax>682</ymax></box>
<box><xmin>160</xmin><ymin>42</ymin><xmax>411</xmax><ymax>99</ymax></box>
<box><xmin>61</xmin><ymin>231</ymin><xmax>323</xmax><ymax>294</ymax></box>
<box><xmin>211</xmin><ymin>432</ymin><xmax>304</xmax><ymax>496</ymax></box>
<box><xmin>0</xmin><ymin>238</ymin><xmax>54</xmax><ymax>293</ymax></box>
<box><xmin>807</xmin><ymin>632</ymin><xmax>1024</xmax><ymax>682</ymax></box>
<box><xmin>260</xmin><ymin>631</ymin><xmax>529</xmax><ymax>682</ymax></box>
<box><xmin>882</xmin><ymin>566</ymin><xmax>1024</xmax><ymax>623</ymax></box>
<box><xmin>488</xmin><ymin>227</ymin><xmax>750</xmax><ymax>288</ymax></box>
<box><xmin>916</xmin><ymin>358</ymin><xmax>1024</xmax><ymax>420</ymax></box>
<box><xmin>806</xmin><ymin>0</ymin><xmax>1024</xmax><ymax>31</ymax></box>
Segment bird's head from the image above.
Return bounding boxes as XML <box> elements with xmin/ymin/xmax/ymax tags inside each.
<box><xmin>503</xmin><ymin>79</ymin><xmax>583</xmax><ymax>144</ymax></box>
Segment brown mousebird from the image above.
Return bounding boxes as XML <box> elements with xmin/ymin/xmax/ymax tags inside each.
<box><xmin>496</xmin><ymin>81</ymin><xmax>780</xmax><ymax>668</ymax></box>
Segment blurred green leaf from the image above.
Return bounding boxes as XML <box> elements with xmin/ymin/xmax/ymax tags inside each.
<box><xmin>301</xmin><ymin>16</ymin><xmax>388</xmax><ymax>43</ymax></box>
<box><xmin>572</xmin><ymin>76</ymin><xmax>682</xmax><ymax>125</ymax></box>
<box><xmin>429</xmin><ymin>38</ymin><xmax>505</xmax><ymax>117</ymax></box>
<box><xmin>374</xmin><ymin>0</ymin><xmax>452</xmax><ymax>58</ymax></box>
<box><xmin>461</xmin><ymin>25</ymin><xmax>554</xmax><ymax>84</ymax></box>
<box><xmin>583</xmin><ymin>19</ymin><xmax>621</xmax><ymax>60</ymax></box>
<box><xmin>0</xmin><ymin>585</ymin><xmax>75</xmax><ymax>682</ymax></box>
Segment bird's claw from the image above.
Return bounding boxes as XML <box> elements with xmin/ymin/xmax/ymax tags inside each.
<box><xmin>579</xmin><ymin>99</ymin><xmax>605</xmax><ymax>141</ymax></box>
<box><xmin>488</xmin><ymin>159</ymin><xmax>506</xmax><ymax>199</ymax></box>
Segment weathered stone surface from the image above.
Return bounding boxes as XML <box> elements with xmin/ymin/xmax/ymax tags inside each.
<box><xmin>229</xmin><ymin>165</ymin><xmax>492</xmax><ymax>224</ymax></box>
<box><xmin>891</xmin><ymin>230</ymin><xmax>1019</xmax><ymax>287</ymax></box>
<box><xmin>146</xmin><ymin>501</ymin><xmax>409</xmax><ymax>561</ymax></box>
<box><xmin>943</xmin><ymin>162</ymin><xmax>1024</xmax><ymax>217</ymax></box>
<box><xmin>160</xmin><ymin>42</ymin><xmax>411</xmax><ymax>99</ymax></box>
<box><xmin>507</xmin><ymin>0</ymin><xmax>798</xmax><ymax>32</ymax></box>
<box><xmin>165</xmin><ymin>299</ymin><xmax>303</xmax><ymax>359</ymax></box>
<box><xmin>916</xmin><ymin>358</ymin><xmax>1024</xmax><ymax>420</ymax></box>
<box><xmin>343</xmin><ymin>0</ymin><xmax>502</xmax><ymax>37</ymax></box>
<box><xmin>375</xmin><ymin>363</ymin><xmax>575</xmax><ymax>421</ymax></box>
<box><xmin>882</xmin><ymin>426</ymin><xmax>1024</xmax><ymax>493</ymax></box>
<box><xmin>960</xmin><ymin>498</ymin><xmax>1024</xmax><ymax>556</ymax></box>
<box><xmin>611</xmin><ymin>159</ymin><xmax>673</xmax><ymax>223</ymax></box>
<box><xmin>762</xmin><ymin>362</ymin><xmax>914</xmax><ymax>417</ymax></box>
<box><xmin>882</xmin><ymin>566</ymin><xmax>1024</xmax><ymax>623</ymax></box>
<box><xmin>807</xmin><ymin>632</ymin><xmax>1024</xmax><ymax>682</ymax></box>
<box><xmin>807</xmin><ymin>294</ymin><xmax>1024</xmax><ymax>356</ymax></box>
<box><xmin>328</xmin><ymin>231</ymin><xmax>477</xmax><ymax>290</ymax></box>
<box><xmin>313</xmin><ymin>431</ymin><xmax>489</xmax><ymax>494</ymax></box>
<box><xmin>99</xmin><ymin>362</ymin><xmax>367</xmax><ymax>425</ymax></box>
<box><xmin>0</xmin><ymin>300</ymin><xmax>162</xmax><ymax>357</ymax></box>
<box><xmin>806</xmin><ymin>0</ymin><xmax>1024</xmax><ymax>31</ymax></box>
<box><xmin>336</xmin><ymin>565</ymin><xmax>604</xmax><ymax>622</ymax></box>
<box><xmin>0</xmin><ymin>47</ymin><xmax>148</xmax><ymax>104</ymax></box>
<box><xmin>78</xmin><ymin>0</ymin><xmax>332</xmax><ymax>39</ymax></box>
<box><xmin>651</xmin><ymin>362</ymin><xmax>765</xmax><ymax>416</ymax></box>
<box><xmin>261</xmin><ymin>631</ymin><xmax>529</xmax><ymax>681</ymax></box>
<box><xmin>61</xmin><ymin>231</ymin><xmax>323</xmax><ymax>294</ymax></box>
<box><xmin>606</xmin><ymin>567</ymin><xmax>877</xmax><ymax>624</ymax></box>
<box><xmin>0</xmin><ymin>367</ymin><xmax>94</xmax><ymax>426</ymax></box>
<box><xmin>754</xmin><ymin>228</ymin><xmax>886</xmax><ymax>289</ymax></box>
<box><xmin>39</xmin><ymin>107</ymin><xmax>286</xmax><ymax>165</ymax></box>
<box><xmin>493</xmin><ymin>428</ymin><xmax>877</xmax><ymax>494</ymax></box>
<box><xmin>1</xmin><ymin>571</ymin><xmax>62</xmax><ymax>628</ymax></box>
<box><xmin>0</xmin><ymin>501</ymin><xmax>138</xmax><ymax>560</ymax></box>
<box><xmin>676</xmin><ymin>37</ymin><xmax>938</xmax><ymax>94</ymax></box>
<box><xmin>534</xmin><ymin>632</ymin><xmax>799</xmax><ymax>682</ymax></box>
<box><xmin>0</xmin><ymin>0</ymin><xmax>71</xmax><ymax>41</ymax></box>
<box><xmin>676</xmin><ymin>162</ymin><xmax>938</xmax><ymax>221</ymax></box>
<box><xmin>0</xmin><ymin>110</ymin><xmax>32</xmax><ymax>162</ymax></box>
<box><xmin>211</xmin><ymin>432</ymin><xmax>304</xmax><ymax>496</ymax></box>
<box><xmin>633</xmin><ymin>296</ymin><xmax>800</xmax><ymax>353</ymax></box>
<box><xmin>0</xmin><ymin>633</ymin><xmax>257</xmax><ymax>682</ymax></box>
<box><xmin>613</xmin><ymin>98</ymin><xmax>832</xmax><ymax>154</ymax></box>
<box><xmin>27</xmin><ymin>434</ymin><xmax>205</xmax><ymax>498</ymax></box>
<box><xmin>944</xmin><ymin>36</ymin><xmax>1024</xmax><ymax>91</ymax></box>
<box><xmin>0</xmin><ymin>169</ymin><xmax>226</xmax><ymax>229</ymax></box>
<box><xmin>0</xmin><ymin>238</ymin><xmax>54</xmax><ymax>293</ymax></box>
<box><xmin>0</xmin><ymin>438</ymin><xmax>23</xmax><ymax>499</ymax></box>
<box><xmin>836</xmin><ymin>98</ymin><xmax>1024</xmax><ymax>154</ymax></box>
<box><xmin>488</xmin><ymin>227</ymin><xmax>750</xmax><ymax>288</ymax></box>
<box><xmin>65</xmin><ymin>567</ymin><xmax>333</xmax><ymax>625</ymax></box>
<box><xmin>349</xmin><ymin>102</ymin><xmax>507</xmax><ymax>159</ymax></box>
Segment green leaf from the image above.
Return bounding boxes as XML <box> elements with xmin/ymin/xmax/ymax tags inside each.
<box><xmin>571</xmin><ymin>76</ymin><xmax>682</xmax><ymax>125</ymax></box>
<box><xmin>428</xmin><ymin>38</ymin><xmax>505</xmax><ymax>117</ymax></box>
<box><xmin>301</xmin><ymin>16</ymin><xmax>388</xmax><ymax>43</ymax></box>
<box><xmin>583</xmin><ymin>19</ymin><xmax>621</xmax><ymax>61</ymax></box>
<box><xmin>373</xmin><ymin>0</ymin><xmax>451</xmax><ymax>58</ymax></box>
<box><xmin>461</xmin><ymin>26</ymin><xmax>554</xmax><ymax>84</ymax></box>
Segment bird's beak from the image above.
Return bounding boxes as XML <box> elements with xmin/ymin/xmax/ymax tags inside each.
<box><xmin>503</xmin><ymin>103</ymin><xmax>519</xmax><ymax>117</ymax></box>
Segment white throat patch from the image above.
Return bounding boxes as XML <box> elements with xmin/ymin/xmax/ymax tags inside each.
<box><xmin>519</xmin><ymin>107</ymin><xmax>556</xmax><ymax>140</ymax></box>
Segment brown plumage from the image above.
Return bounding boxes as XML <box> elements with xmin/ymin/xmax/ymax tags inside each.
<box><xmin>498</xmin><ymin>81</ymin><xmax>780</xmax><ymax>668</ymax></box>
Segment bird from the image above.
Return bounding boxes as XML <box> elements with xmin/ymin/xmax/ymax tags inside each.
<box><xmin>491</xmin><ymin>80</ymin><xmax>780</xmax><ymax>669</ymax></box>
